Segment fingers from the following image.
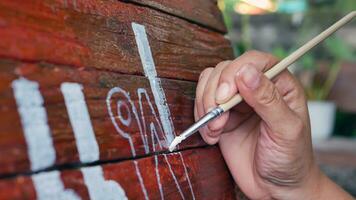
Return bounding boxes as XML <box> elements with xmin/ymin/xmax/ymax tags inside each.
<box><xmin>273</xmin><ymin>70</ymin><xmax>308</xmax><ymax>120</ymax></box>
<box><xmin>202</xmin><ymin>61</ymin><xmax>230</xmax><ymax>134</ymax></box>
<box><xmin>196</xmin><ymin>67</ymin><xmax>213</xmax><ymax>123</ymax></box>
<box><xmin>215</xmin><ymin>51</ymin><xmax>279</xmax><ymax>105</ymax></box>
<box><xmin>235</xmin><ymin>64</ymin><xmax>303</xmax><ymax>139</ymax></box>
<box><xmin>194</xmin><ymin>100</ymin><xmax>220</xmax><ymax>145</ymax></box>
<box><xmin>195</xmin><ymin>67</ymin><xmax>220</xmax><ymax>144</ymax></box>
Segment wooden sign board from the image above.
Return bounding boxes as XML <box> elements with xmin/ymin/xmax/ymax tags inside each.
<box><xmin>0</xmin><ymin>0</ymin><xmax>241</xmax><ymax>199</ymax></box>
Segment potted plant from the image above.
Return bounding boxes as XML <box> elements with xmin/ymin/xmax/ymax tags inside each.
<box><xmin>296</xmin><ymin>36</ymin><xmax>354</xmax><ymax>141</ymax></box>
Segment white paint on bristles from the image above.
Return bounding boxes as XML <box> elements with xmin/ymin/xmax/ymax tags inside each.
<box><xmin>11</xmin><ymin>22</ymin><xmax>196</xmax><ymax>200</ymax></box>
<box><xmin>12</xmin><ymin>77</ymin><xmax>56</xmax><ymax>171</ymax></box>
<box><xmin>138</xmin><ymin>88</ymin><xmax>166</xmax><ymax>149</ymax></box>
<box><xmin>132</xmin><ymin>22</ymin><xmax>176</xmax><ymax>145</ymax></box>
<box><xmin>61</xmin><ymin>82</ymin><xmax>127</xmax><ymax>200</ymax></box>
<box><xmin>131</xmin><ymin>22</ymin><xmax>195</xmax><ymax>199</ymax></box>
<box><xmin>107</xmin><ymin>86</ymin><xmax>196</xmax><ymax>200</ymax></box>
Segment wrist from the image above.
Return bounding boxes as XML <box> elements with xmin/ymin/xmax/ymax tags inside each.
<box><xmin>271</xmin><ymin>162</ymin><xmax>322</xmax><ymax>200</ymax></box>
<box><xmin>291</xmin><ymin>163</ymin><xmax>323</xmax><ymax>200</ymax></box>
<box><xmin>276</xmin><ymin>164</ymin><xmax>353</xmax><ymax>200</ymax></box>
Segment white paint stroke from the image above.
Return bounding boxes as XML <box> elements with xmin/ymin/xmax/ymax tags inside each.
<box><xmin>163</xmin><ymin>154</ymin><xmax>185</xmax><ymax>200</ymax></box>
<box><xmin>61</xmin><ymin>83</ymin><xmax>128</xmax><ymax>200</ymax></box>
<box><xmin>81</xmin><ymin>166</ymin><xmax>128</xmax><ymax>200</ymax></box>
<box><xmin>107</xmin><ymin>87</ymin><xmax>144</xmax><ymax>157</ymax></box>
<box><xmin>137</xmin><ymin>68</ymin><xmax>195</xmax><ymax>199</ymax></box>
<box><xmin>32</xmin><ymin>170</ymin><xmax>81</xmax><ymax>200</ymax></box>
<box><xmin>12</xmin><ymin>77</ymin><xmax>56</xmax><ymax>171</ymax></box>
<box><xmin>107</xmin><ymin>87</ymin><xmax>149</xmax><ymax>200</ymax></box>
<box><xmin>134</xmin><ymin>161</ymin><xmax>150</xmax><ymax>200</ymax></box>
<box><xmin>132</xmin><ymin>22</ymin><xmax>175</xmax><ymax>144</ymax></box>
<box><xmin>150</xmin><ymin>124</ymin><xmax>164</xmax><ymax>200</ymax></box>
<box><xmin>61</xmin><ymin>83</ymin><xmax>99</xmax><ymax>163</ymax></box>
<box><xmin>138</xmin><ymin>88</ymin><xmax>166</xmax><ymax>150</ymax></box>
<box><xmin>179</xmin><ymin>153</ymin><xmax>195</xmax><ymax>200</ymax></box>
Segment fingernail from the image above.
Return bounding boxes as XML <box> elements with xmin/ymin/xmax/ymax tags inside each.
<box><xmin>215</xmin><ymin>82</ymin><xmax>230</xmax><ymax>102</ymax></box>
<box><xmin>239</xmin><ymin>65</ymin><xmax>260</xmax><ymax>89</ymax></box>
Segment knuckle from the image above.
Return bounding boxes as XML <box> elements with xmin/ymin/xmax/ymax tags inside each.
<box><xmin>216</xmin><ymin>60</ymin><xmax>231</xmax><ymax>69</ymax></box>
<box><xmin>258</xmin><ymin>83</ymin><xmax>280</xmax><ymax>106</ymax></box>
<box><xmin>244</xmin><ymin>50</ymin><xmax>262</xmax><ymax>57</ymax></box>
<box><xmin>200</xmin><ymin>67</ymin><xmax>213</xmax><ymax>79</ymax></box>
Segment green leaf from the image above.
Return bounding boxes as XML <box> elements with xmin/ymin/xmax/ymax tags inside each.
<box><xmin>300</xmin><ymin>53</ymin><xmax>315</xmax><ymax>70</ymax></box>
<box><xmin>324</xmin><ymin>36</ymin><xmax>354</xmax><ymax>61</ymax></box>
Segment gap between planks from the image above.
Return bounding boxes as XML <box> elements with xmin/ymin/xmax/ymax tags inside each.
<box><xmin>0</xmin><ymin>143</ymin><xmax>211</xmax><ymax>180</ymax></box>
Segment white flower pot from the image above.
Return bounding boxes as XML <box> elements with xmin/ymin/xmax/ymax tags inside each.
<box><xmin>308</xmin><ymin>101</ymin><xmax>336</xmax><ymax>141</ymax></box>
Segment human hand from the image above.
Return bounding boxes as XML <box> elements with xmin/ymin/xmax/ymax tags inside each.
<box><xmin>194</xmin><ymin>51</ymin><xmax>352</xmax><ymax>199</ymax></box>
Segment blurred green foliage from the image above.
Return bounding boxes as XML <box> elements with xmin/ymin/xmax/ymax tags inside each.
<box><xmin>219</xmin><ymin>0</ymin><xmax>356</xmax><ymax>137</ymax></box>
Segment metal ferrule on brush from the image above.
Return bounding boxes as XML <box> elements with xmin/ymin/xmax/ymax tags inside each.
<box><xmin>180</xmin><ymin>106</ymin><xmax>224</xmax><ymax>139</ymax></box>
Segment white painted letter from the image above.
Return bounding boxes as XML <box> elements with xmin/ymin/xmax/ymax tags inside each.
<box><xmin>12</xmin><ymin>77</ymin><xmax>56</xmax><ymax>171</ymax></box>
<box><xmin>132</xmin><ymin>22</ymin><xmax>175</xmax><ymax>144</ymax></box>
<box><xmin>61</xmin><ymin>82</ymin><xmax>127</xmax><ymax>200</ymax></box>
<box><xmin>12</xmin><ymin>77</ymin><xmax>80</xmax><ymax>200</ymax></box>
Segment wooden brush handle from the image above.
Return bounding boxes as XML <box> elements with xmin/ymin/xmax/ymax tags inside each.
<box><xmin>220</xmin><ymin>11</ymin><xmax>356</xmax><ymax>112</ymax></box>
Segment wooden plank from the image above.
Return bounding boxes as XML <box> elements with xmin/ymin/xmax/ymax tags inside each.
<box><xmin>0</xmin><ymin>59</ymin><xmax>206</xmax><ymax>176</ymax></box>
<box><xmin>128</xmin><ymin>0</ymin><xmax>227</xmax><ymax>33</ymax></box>
<box><xmin>0</xmin><ymin>146</ymin><xmax>237</xmax><ymax>200</ymax></box>
<box><xmin>0</xmin><ymin>0</ymin><xmax>232</xmax><ymax>82</ymax></box>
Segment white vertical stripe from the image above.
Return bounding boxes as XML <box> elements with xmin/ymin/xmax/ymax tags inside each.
<box><xmin>132</xmin><ymin>22</ymin><xmax>175</xmax><ymax>144</ymax></box>
<box><xmin>12</xmin><ymin>77</ymin><xmax>80</xmax><ymax>200</ymax></box>
<box><xmin>32</xmin><ymin>171</ymin><xmax>81</xmax><ymax>200</ymax></box>
<box><xmin>60</xmin><ymin>83</ymin><xmax>99</xmax><ymax>163</ymax></box>
<box><xmin>61</xmin><ymin>82</ymin><xmax>127</xmax><ymax>200</ymax></box>
<box><xmin>81</xmin><ymin>166</ymin><xmax>128</xmax><ymax>200</ymax></box>
<box><xmin>12</xmin><ymin>77</ymin><xmax>56</xmax><ymax>171</ymax></box>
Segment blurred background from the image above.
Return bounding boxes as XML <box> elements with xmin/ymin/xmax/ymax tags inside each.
<box><xmin>218</xmin><ymin>0</ymin><xmax>356</xmax><ymax>195</ymax></box>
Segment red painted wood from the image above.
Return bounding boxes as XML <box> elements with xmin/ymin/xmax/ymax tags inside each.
<box><xmin>0</xmin><ymin>147</ymin><xmax>236</xmax><ymax>200</ymax></box>
<box><xmin>0</xmin><ymin>0</ymin><xmax>240</xmax><ymax>198</ymax></box>
<box><xmin>129</xmin><ymin>0</ymin><xmax>226</xmax><ymax>33</ymax></box>
<box><xmin>0</xmin><ymin>0</ymin><xmax>232</xmax><ymax>82</ymax></box>
<box><xmin>0</xmin><ymin>60</ymin><xmax>206</xmax><ymax>176</ymax></box>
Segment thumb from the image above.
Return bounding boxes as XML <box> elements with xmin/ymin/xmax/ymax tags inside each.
<box><xmin>236</xmin><ymin>64</ymin><xmax>301</xmax><ymax>136</ymax></box>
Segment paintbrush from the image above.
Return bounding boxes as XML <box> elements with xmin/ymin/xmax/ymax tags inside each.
<box><xmin>169</xmin><ymin>11</ymin><xmax>356</xmax><ymax>152</ymax></box>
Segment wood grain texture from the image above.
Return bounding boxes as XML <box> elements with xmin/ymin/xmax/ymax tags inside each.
<box><xmin>0</xmin><ymin>146</ymin><xmax>236</xmax><ymax>200</ymax></box>
<box><xmin>0</xmin><ymin>0</ymin><xmax>232</xmax><ymax>82</ymax></box>
<box><xmin>0</xmin><ymin>0</ymin><xmax>240</xmax><ymax>199</ymax></box>
<box><xmin>0</xmin><ymin>59</ymin><xmax>207</xmax><ymax>176</ymax></box>
<box><xmin>128</xmin><ymin>0</ymin><xmax>226</xmax><ymax>33</ymax></box>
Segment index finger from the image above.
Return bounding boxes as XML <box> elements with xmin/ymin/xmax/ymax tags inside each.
<box><xmin>216</xmin><ymin>51</ymin><xmax>279</xmax><ymax>104</ymax></box>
